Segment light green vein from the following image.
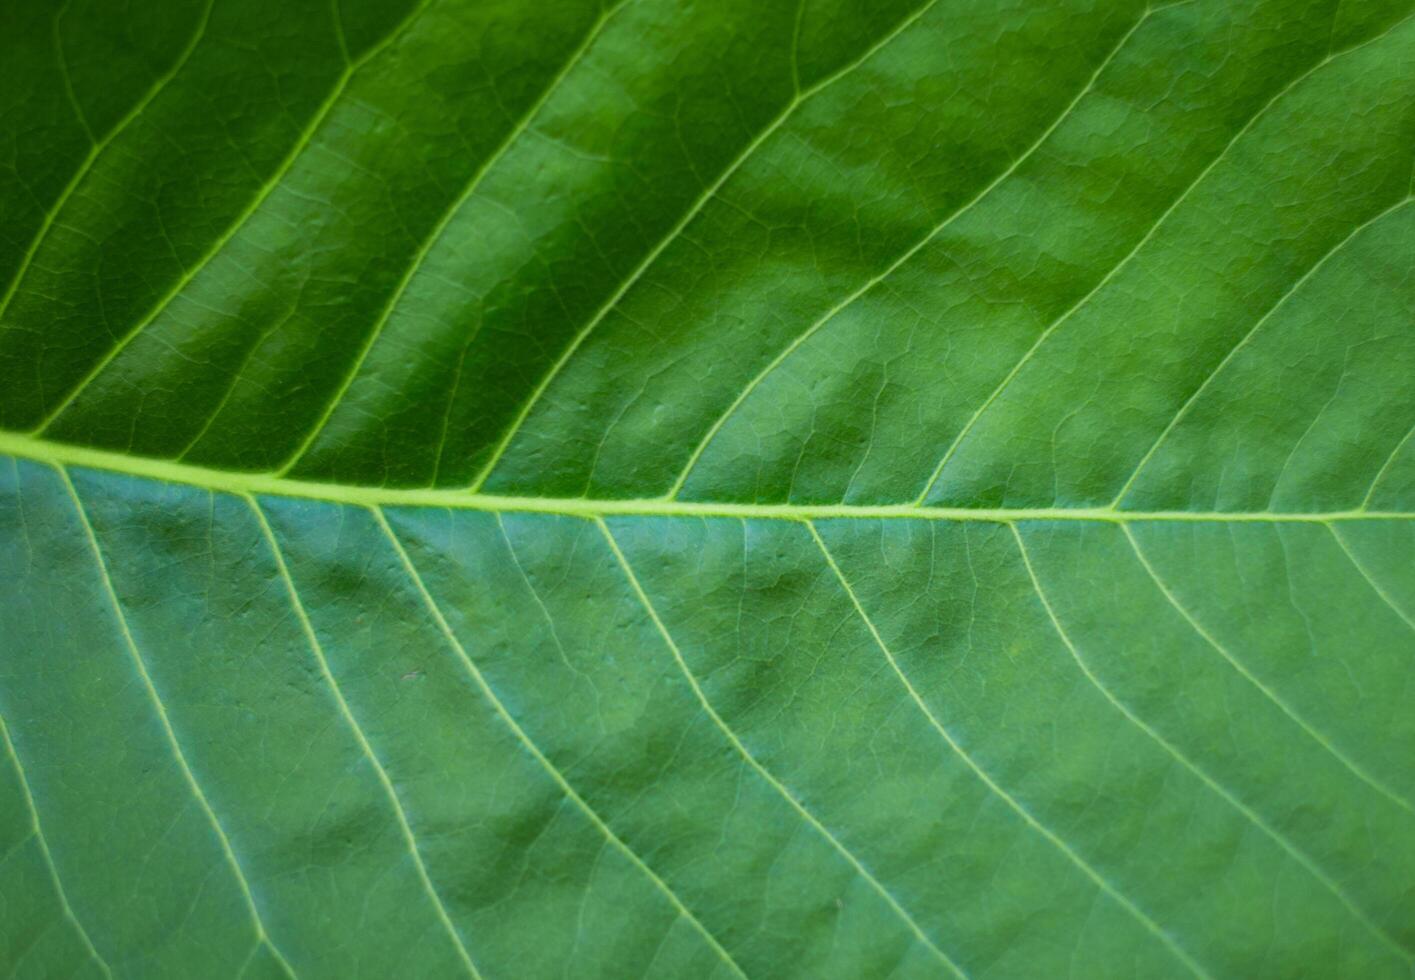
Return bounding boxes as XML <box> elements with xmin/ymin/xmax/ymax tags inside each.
<box><xmin>58</xmin><ymin>467</ymin><xmax>297</xmax><ymax>980</ymax></box>
<box><xmin>665</xmin><ymin>3</ymin><xmax>1154</xmax><ymax>499</ymax></box>
<box><xmin>1123</xmin><ymin>524</ymin><xmax>1415</xmax><ymax>815</ymax></box>
<box><xmin>52</xmin><ymin>0</ymin><xmax>95</xmax><ymax>144</ymax></box>
<box><xmin>329</xmin><ymin>0</ymin><xmax>350</xmax><ymax>66</ymax></box>
<box><xmin>0</xmin><ymin>709</ymin><xmax>112</xmax><ymax>979</ymax></box>
<box><xmin>914</xmin><ymin>11</ymin><xmax>1415</xmax><ymax>506</ymax></box>
<box><xmin>2</xmin><ymin>428</ymin><xmax>1412</xmax><ymax>524</ymax></box>
<box><xmin>1363</xmin><ymin>421</ymin><xmax>1415</xmax><ymax>510</ymax></box>
<box><xmin>277</xmin><ymin>0</ymin><xmax>635</xmax><ymax>475</ymax></box>
<box><xmin>468</xmin><ymin>0</ymin><xmax>944</xmax><ymax>493</ymax></box>
<box><xmin>598</xmin><ymin>517</ymin><xmax>969</xmax><ymax>979</ymax></box>
<box><xmin>245</xmin><ymin>495</ymin><xmax>484</xmax><ymax>980</ymax></box>
<box><xmin>0</xmin><ymin>0</ymin><xmax>214</xmax><ymax>324</ymax></box>
<box><xmin>1011</xmin><ymin>523</ymin><xmax>1415</xmax><ymax>966</ymax></box>
<box><xmin>1112</xmin><ymin>195</ymin><xmax>1415</xmax><ymax>507</ymax></box>
<box><xmin>1325</xmin><ymin>524</ymin><xmax>1415</xmax><ymax>633</ymax></box>
<box><xmin>372</xmin><ymin>506</ymin><xmax>749</xmax><ymax>980</ymax></box>
<box><xmin>806</xmin><ymin>520</ymin><xmax>1211</xmax><ymax>979</ymax></box>
<box><xmin>31</xmin><ymin>0</ymin><xmax>434</xmax><ymax>434</ymax></box>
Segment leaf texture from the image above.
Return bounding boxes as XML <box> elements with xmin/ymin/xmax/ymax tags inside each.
<box><xmin>1</xmin><ymin>0</ymin><xmax>1413</xmax><ymax>976</ymax></box>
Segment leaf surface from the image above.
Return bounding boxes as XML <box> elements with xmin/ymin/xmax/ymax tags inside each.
<box><xmin>1</xmin><ymin>0</ymin><xmax>1413</xmax><ymax>976</ymax></box>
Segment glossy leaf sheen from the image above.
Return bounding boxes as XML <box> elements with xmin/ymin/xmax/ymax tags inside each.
<box><xmin>1</xmin><ymin>0</ymin><xmax>1413</xmax><ymax>976</ymax></box>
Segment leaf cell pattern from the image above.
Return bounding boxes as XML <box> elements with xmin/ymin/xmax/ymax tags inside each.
<box><xmin>1</xmin><ymin>0</ymin><xmax>1413</xmax><ymax>976</ymax></box>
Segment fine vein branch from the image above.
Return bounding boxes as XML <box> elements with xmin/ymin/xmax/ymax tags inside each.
<box><xmin>0</xmin><ymin>431</ymin><xmax>1407</xmax><ymax>524</ymax></box>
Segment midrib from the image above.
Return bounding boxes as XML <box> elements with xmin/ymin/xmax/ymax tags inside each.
<box><xmin>0</xmin><ymin>430</ymin><xmax>1407</xmax><ymax>524</ymax></box>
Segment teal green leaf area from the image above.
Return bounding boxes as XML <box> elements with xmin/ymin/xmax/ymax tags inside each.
<box><xmin>2</xmin><ymin>0</ymin><xmax>1413</xmax><ymax>975</ymax></box>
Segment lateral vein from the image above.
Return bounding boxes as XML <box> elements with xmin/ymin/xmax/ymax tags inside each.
<box><xmin>0</xmin><ymin>0</ymin><xmax>214</xmax><ymax>324</ymax></box>
<box><xmin>667</xmin><ymin>3</ymin><xmax>1154</xmax><ymax>499</ymax></box>
<box><xmin>277</xmin><ymin>0</ymin><xmax>636</xmax><ymax>475</ymax></box>
<box><xmin>31</xmin><ymin>0</ymin><xmax>434</xmax><ymax>434</ymax></box>
<box><xmin>0</xmin><ymin>709</ymin><xmax>113</xmax><ymax>979</ymax></box>
<box><xmin>59</xmin><ymin>467</ymin><xmax>298</xmax><ymax>979</ymax></box>
<box><xmin>1123</xmin><ymin>524</ymin><xmax>1415</xmax><ymax>816</ymax></box>
<box><xmin>598</xmin><ymin>518</ymin><xmax>969</xmax><ymax>979</ymax></box>
<box><xmin>246</xmin><ymin>496</ymin><xmax>484</xmax><ymax>980</ymax></box>
<box><xmin>1325</xmin><ymin>524</ymin><xmax>1415</xmax><ymax>634</ymax></box>
<box><xmin>913</xmin><ymin>12</ymin><xmax>1415</xmax><ymax>506</ymax></box>
<box><xmin>373</xmin><ymin>507</ymin><xmax>750</xmax><ymax>980</ymax></box>
<box><xmin>807</xmin><ymin>520</ymin><xmax>1211</xmax><ymax>979</ymax></box>
<box><xmin>468</xmin><ymin>0</ymin><xmax>944</xmax><ymax>492</ymax></box>
<box><xmin>1012</xmin><ymin>524</ymin><xmax>1415</xmax><ymax>965</ymax></box>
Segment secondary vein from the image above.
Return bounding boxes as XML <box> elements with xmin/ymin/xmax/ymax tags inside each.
<box><xmin>59</xmin><ymin>466</ymin><xmax>298</xmax><ymax>979</ymax></box>
<box><xmin>599</xmin><ymin>518</ymin><xmax>970</xmax><ymax>979</ymax></box>
<box><xmin>0</xmin><ymin>708</ymin><xmax>113</xmax><ymax>979</ymax></box>
<box><xmin>807</xmin><ymin>520</ymin><xmax>1210</xmax><ymax>979</ymax></box>
<box><xmin>374</xmin><ymin>506</ymin><xmax>750</xmax><ymax>980</ymax></box>
<box><xmin>1012</xmin><ymin>524</ymin><xmax>1415</xmax><ymax>965</ymax></box>
<box><xmin>246</xmin><ymin>495</ymin><xmax>485</xmax><ymax>980</ymax></box>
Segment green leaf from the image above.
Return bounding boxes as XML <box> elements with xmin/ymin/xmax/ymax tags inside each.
<box><xmin>2</xmin><ymin>0</ymin><xmax>1413</xmax><ymax>976</ymax></box>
